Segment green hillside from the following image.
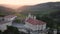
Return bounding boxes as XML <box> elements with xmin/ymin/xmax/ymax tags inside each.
<box><xmin>18</xmin><ymin>2</ymin><xmax>60</xmax><ymax>29</ymax></box>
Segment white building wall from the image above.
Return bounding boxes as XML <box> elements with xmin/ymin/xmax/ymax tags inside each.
<box><xmin>0</xmin><ymin>24</ymin><xmax>7</xmax><ymax>32</ymax></box>
<box><xmin>42</xmin><ymin>24</ymin><xmax>46</xmax><ymax>30</ymax></box>
<box><xmin>25</xmin><ymin>22</ymin><xmax>46</xmax><ymax>31</ymax></box>
<box><xmin>53</xmin><ymin>29</ymin><xmax>57</xmax><ymax>34</ymax></box>
<box><xmin>0</xmin><ymin>16</ymin><xmax>17</xmax><ymax>32</ymax></box>
<box><xmin>5</xmin><ymin>22</ymin><xmax>12</xmax><ymax>26</ymax></box>
<box><xmin>24</xmin><ymin>22</ymin><xmax>32</xmax><ymax>28</ymax></box>
<box><xmin>0</xmin><ymin>21</ymin><xmax>12</xmax><ymax>32</ymax></box>
<box><xmin>18</xmin><ymin>28</ymin><xmax>28</xmax><ymax>33</ymax></box>
<box><xmin>4</xmin><ymin>18</ymin><xmax>10</xmax><ymax>21</ymax></box>
<box><xmin>37</xmin><ymin>25</ymin><xmax>42</xmax><ymax>30</ymax></box>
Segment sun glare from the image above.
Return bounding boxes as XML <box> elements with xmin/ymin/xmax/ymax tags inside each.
<box><xmin>0</xmin><ymin>0</ymin><xmax>60</xmax><ymax>5</ymax></box>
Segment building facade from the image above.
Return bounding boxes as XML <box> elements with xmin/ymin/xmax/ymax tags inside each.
<box><xmin>0</xmin><ymin>15</ymin><xmax>17</xmax><ymax>32</ymax></box>
<box><xmin>24</xmin><ymin>13</ymin><xmax>46</xmax><ymax>34</ymax></box>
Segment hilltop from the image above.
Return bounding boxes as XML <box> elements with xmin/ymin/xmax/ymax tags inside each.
<box><xmin>18</xmin><ymin>2</ymin><xmax>60</xmax><ymax>15</ymax></box>
<box><xmin>0</xmin><ymin>5</ymin><xmax>16</xmax><ymax>15</ymax></box>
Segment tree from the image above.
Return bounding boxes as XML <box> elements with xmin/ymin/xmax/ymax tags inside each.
<box><xmin>3</xmin><ymin>26</ymin><xmax>20</xmax><ymax>34</ymax></box>
<box><xmin>36</xmin><ymin>15</ymin><xmax>53</xmax><ymax>27</ymax></box>
<box><xmin>0</xmin><ymin>26</ymin><xmax>28</xmax><ymax>34</ymax></box>
<box><xmin>13</xmin><ymin>18</ymin><xmax>21</xmax><ymax>23</ymax></box>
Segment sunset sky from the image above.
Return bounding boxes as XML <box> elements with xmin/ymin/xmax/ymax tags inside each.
<box><xmin>0</xmin><ymin>0</ymin><xmax>60</xmax><ymax>6</ymax></box>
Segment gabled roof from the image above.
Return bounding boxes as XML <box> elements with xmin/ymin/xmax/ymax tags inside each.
<box><xmin>26</xmin><ymin>18</ymin><xmax>46</xmax><ymax>25</ymax></box>
<box><xmin>4</xmin><ymin>15</ymin><xmax>16</xmax><ymax>18</ymax></box>
<box><xmin>0</xmin><ymin>15</ymin><xmax>17</xmax><ymax>24</ymax></box>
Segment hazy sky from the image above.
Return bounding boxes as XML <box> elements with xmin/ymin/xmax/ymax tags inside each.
<box><xmin>0</xmin><ymin>0</ymin><xmax>60</xmax><ymax>5</ymax></box>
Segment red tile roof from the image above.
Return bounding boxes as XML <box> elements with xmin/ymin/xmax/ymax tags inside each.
<box><xmin>26</xmin><ymin>18</ymin><xmax>46</xmax><ymax>25</ymax></box>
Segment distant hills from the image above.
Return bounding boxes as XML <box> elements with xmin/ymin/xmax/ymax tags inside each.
<box><xmin>0</xmin><ymin>2</ymin><xmax>60</xmax><ymax>16</ymax></box>
<box><xmin>0</xmin><ymin>4</ymin><xmax>21</xmax><ymax>9</ymax></box>
<box><xmin>17</xmin><ymin>2</ymin><xmax>60</xmax><ymax>28</ymax></box>
<box><xmin>0</xmin><ymin>2</ymin><xmax>60</xmax><ymax>28</ymax></box>
<box><xmin>18</xmin><ymin>2</ymin><xmax>60</xmax><ymax>15</ymax></box>
<box><xmin>18</xmin><ymin>2</ymin><xmax>60</xmax><ymax>27</ymax></box>
<box><xmin>0</xmin><ymin>5</ymin><xmax>15</xmax><ymax>15</ymax></box>
<box><xmin>0</xmin><ymin>2</ymin><xmax>60</xmax><ymax>27</ymax></box>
